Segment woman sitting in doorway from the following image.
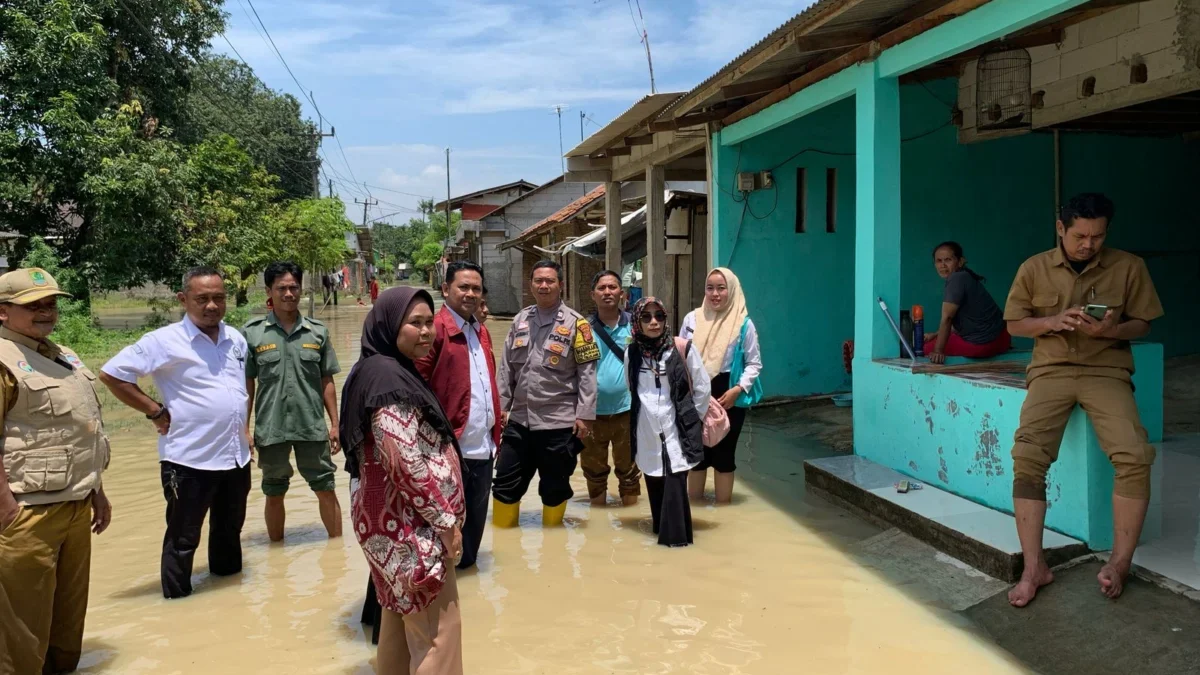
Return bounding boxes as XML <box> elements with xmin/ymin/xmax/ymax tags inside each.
<box><xmin>925</xmin><ymin>241</ymin><xmax>1011</xmax><ymax>364</ymax></box>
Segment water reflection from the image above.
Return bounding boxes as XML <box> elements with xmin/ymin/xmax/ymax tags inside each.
<box><xmin>79</xmin><ymin>301</ymin><xmax>1030</xmax><ymax>674</ymax></box>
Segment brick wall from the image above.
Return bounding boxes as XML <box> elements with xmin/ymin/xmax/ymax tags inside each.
<box><xmin>958</xmin><ymin>0</ymin><xmax>1197</xmax><ymax>138</ymax></box>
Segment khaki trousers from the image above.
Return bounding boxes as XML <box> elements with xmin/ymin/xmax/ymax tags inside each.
<box><xmin>579</xmin><ymin>412</ymin><xmax>641</xmax><ymax>499</ymax></box>
<box><xmin>0</xmin><ymin>499</ymin><xmax>93</xmax><ymax>674</ymax></box>
<box><xmin>1012</xmin><ymin>368</ymin><xmax>1155</xmax><ymax>500</ymax></box>
<box><xmin>384</xmin><ymin>567</ymin><xmax>463</xmax><ymax>675</ymax></box>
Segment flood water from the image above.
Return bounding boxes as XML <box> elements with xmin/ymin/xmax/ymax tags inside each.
<box><xmin>77</xmin><ymin>299</ymin><xmax>1030</xmax><ymax>674</ymax></box>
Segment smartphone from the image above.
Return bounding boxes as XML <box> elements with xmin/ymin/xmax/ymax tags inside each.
<box><xmin>1083</xmin><ymin>304</ymin><xmax>1109</xmax><ymax>320</ymax></box>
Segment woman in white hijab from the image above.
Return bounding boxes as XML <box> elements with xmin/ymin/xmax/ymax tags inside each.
<box><xmin>678</xmin><ymin>267</ymin><xmax>763</xmax><ymax>504</ymax></box>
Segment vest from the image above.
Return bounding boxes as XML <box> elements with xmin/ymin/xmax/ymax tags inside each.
<box><xmin>0</xmin><ymin>338</ymin><xmax>110</xmax><ymax>506</ymax></box>
<box><xmin>626</xmin><ymin>345</ymin><xmax>704</xmax><ymax>467</ymax></box>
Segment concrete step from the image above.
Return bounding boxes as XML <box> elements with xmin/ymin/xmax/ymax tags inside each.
<box><xmin>805</xmin><ymin>455</ymin><xmax>1088</xmax><ymax>582</ymax></box>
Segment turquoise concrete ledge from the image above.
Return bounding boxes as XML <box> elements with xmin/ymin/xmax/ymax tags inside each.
<box><xmin>853</xmin><ymin>344</ymin><xmax>1163</xmax><ymax>550</ymax></box>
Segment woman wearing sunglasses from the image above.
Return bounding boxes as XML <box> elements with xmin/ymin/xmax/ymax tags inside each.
<box><xmin>679</xmin><ymin>267</ymin><xmax>763</xmax><ymax>504</ymax></box>
<box><xmin>624</xmin><ymin>297</ymin><xmax>710</xmax><ymax>547</ymax></box>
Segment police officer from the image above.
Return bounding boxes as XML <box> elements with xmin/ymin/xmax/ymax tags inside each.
<box><xmin>243</xmin><ymin>261</ymin><xmax>342</xmax><ymax>542</ymax></box>
<box><xmin>493</xmin><ymin>260</ymin><xmax>598</xmax><ymax>527</ymax></box>
<box><xmin>0</xmin><ymin>267</ymin><xmax>112</xmax><ymax>674</ymax></box>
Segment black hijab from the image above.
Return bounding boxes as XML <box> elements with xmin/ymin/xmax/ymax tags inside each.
<box><xmin>339</xmin><ymin>287</ymin><xmax>458</xmax><ymax>478</ymax></box>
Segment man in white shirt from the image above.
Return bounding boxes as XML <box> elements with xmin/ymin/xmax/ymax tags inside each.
<box><xmin>99</xmin><ymin>267</ymin><xmax>252</xmax><ymax>599</ymax></box>
<box><xmin>416</xmin><ymin>262</ymin><xmax>502</xmax><ymax>569</ymax></box>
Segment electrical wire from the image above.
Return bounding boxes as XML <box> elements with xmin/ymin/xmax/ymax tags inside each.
<box><xmin>243</xmin><ymin>0</ymin><xmax>322</xmax><ymax>117</ymax></box>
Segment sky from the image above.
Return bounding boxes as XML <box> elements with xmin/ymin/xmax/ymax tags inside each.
<box><xmin>216</xmin><ymin>0</ymin><xmax>814</xmax><ymax>224</ymax></box>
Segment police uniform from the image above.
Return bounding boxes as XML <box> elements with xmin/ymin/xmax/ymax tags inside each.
<box><xmin>0</xmin><ymin>268</ymin><xmax>110</xmax><ymax>674</ymax></box>
<box><xmin>492</xmin><ymin>301</ymin><xmax>599</xmax><ymax>526</ymax></box>
<box><xmin>243</xmin><ymin>312</ymin><xmax>340</xmax><ymax>497</ymax></box>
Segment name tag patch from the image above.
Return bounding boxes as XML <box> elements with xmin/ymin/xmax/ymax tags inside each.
<box><xmin>256</xmin><ymin>344</ymin><xmax>277</xmax><ymax>354</ymax></box>
<box><xmin>302</xmin><ymin>343</ymin><xmax>320</xmax><ymax>350</ymax></box>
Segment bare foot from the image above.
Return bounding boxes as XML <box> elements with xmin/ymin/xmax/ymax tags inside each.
<box><xmin>590</xmin><ymin>495</ymin><xmax>608</xmax><ymax>507</ymax></box>
<box><xmin>1008</xmin><ymin>561</ymin><xmax>1054</xmax><ymax>608</ymax></box>
<box><xmin>1098</xmin><ymin>559</ymin><xmax>1130</xmax><ymax>599</ymax></box>
<box><xmin>621</xmin><ymin>495</ymin><xmax>639</xmax><ymax>507</ymax></box>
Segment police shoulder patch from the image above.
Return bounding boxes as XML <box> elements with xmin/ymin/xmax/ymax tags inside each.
<box><xmin>573</xmin><ymin>319</ymin><xmax>600</xmax><ymax>364</ymax></box>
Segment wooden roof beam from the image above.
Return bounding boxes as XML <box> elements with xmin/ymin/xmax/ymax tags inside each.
<box><xmin>649</xmin><ymin>108</ymin><xmax>729</xmax><ymax>132</ymax></box>
<box><xmin>723</xmin><ymin>0</ymin><xmax>993</xmax><ymax>127</ymax></box>
<box><xmin>624</xmin><ymin>135</ymin><xmax>655</xmax><ymax>146</ymax></box>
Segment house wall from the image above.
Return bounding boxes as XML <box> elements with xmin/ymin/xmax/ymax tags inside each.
<box><xmin>958</xmin><ymin>0</ymin><xmax>1200</xmax><ymax>136</ymax></box>
<box><xmin>478</xmin><ymin>182</ymin><xmax>601</xmax><ymax>315</ymax></box>
<box><xmin>713</xmin><ymin>77</ymin><xmax>1200</xmax><ymax>399</ymax></box>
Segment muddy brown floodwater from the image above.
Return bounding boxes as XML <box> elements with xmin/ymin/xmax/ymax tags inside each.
<box><xmin>78</xmin><ymin>298</ymin><xmax>1030</xmax><ymax>674</ymax></box>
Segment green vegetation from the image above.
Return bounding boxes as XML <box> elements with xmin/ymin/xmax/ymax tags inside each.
<box><xmin>0</xmin><ymin>0</ymin><xmax>354</xmax><ymax>306</ymax></box>
<box><xmin>373</xmin><ymin>201</ymin><xmax>460</xmax><ymax>278</ymax></box>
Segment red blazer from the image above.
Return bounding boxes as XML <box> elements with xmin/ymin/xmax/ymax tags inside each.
<box><xmin>415</xmin><ymin>305</ymin><xmax>503</xmax><ymax>450</ymax></box>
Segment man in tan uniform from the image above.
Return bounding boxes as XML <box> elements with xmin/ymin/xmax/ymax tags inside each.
<box><xmin>0</xmin><ymin>268</ymin><xmax>112</xmax><ymax>673</ymax></box>
<box><xmin>1004</xmin><ymin>193</ymin><xmax>1162</xmax><ymax>608</ymax></box>
<box><xmin>492</xmin><ymin>260</ymin><xmax>598</xmax><ymax>527</ymax></box>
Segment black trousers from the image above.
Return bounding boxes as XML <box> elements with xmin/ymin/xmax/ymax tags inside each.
<box><xmin>694</xmin><ymin>373</ymin><xmax>748</xmax><ymax>473</ymax></box>
<box><xmin>457</xmin><ymin>455</ymin><xmax>494</xmax><ymax>569</ymax></box>
<box><xmin>645</xmin><ymin>447</ymin><xmax>694</xmax><ymax>547</ymax></box>
<box><xmin>160</xmin><ymin>461</ymin><xmax>251</xmax><ymax>599</ymax></box>
<box><xmin>492</xmin><ymin>423</ymin><xmax>581</xmax><ymax>507</ymax></box>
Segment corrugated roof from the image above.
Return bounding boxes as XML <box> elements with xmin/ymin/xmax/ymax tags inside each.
<box><xmin>564</xmin><ymin>93</ymin><xmax>684</xmax><ymax>158</ymax></box>
<box><xmin>500</xmin><ymin>185</ymin><xmax>608</xmax><ymax>249</ymax></box>
<box><xmin>661</xmin><ymin>0</ymin><xmax>925</xmax><ymax>120</ymax></box>
<box><xmin>434</xmin><ymin>179</ymin><xmax>539</xmax><ymax>211</ymax></box>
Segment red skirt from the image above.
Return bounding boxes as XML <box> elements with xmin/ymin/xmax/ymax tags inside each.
<box><xmin>923</xmin><ymin>329</ymin><xmax>1012</xmax><ymax>359</ymax></box>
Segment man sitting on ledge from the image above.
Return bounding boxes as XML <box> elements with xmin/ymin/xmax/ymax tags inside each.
<box><xmin>1003</xmin><ymin>192</ymin><xmax>1163</xmax><ymax>607</ymax></box>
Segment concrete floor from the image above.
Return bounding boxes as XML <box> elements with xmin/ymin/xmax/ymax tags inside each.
<box><xmin>750</xmin><ymin>404</ymin><xmax>1200</xmax><ymax>675</ymax></box>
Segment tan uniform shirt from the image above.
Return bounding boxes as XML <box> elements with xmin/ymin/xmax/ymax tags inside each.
<box><xmin>500</xmin><ymin>302</ymin><xmax>598</xmax><ymax>430</ymax></box>
<box><xmin>1004</xmin><ymin>246</ymin><xmax>1164</xmax><ymax>379</ymax></box>
<box><xmin>0</xmin><ymin>327</ymin><xmax>65</xmax><ymax>426</ymax></box>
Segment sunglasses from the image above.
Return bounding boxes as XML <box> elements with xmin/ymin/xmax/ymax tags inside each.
<box><xmin>639</xmin><ymin>311</ymin><xmax>667</xmax><ymax>323</ymax></box>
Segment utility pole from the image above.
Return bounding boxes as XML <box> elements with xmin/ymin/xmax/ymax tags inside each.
<box><xmin>580</xmin><ymin>110</ymin><xmax>586</xmax><ymax>142</ymax></box>
<box><xmin>328</xmin><ymin>178</ymin><xmax>334</xmax><ymax>198</ymax></box>
<box><xmin>445</xmin><ymin>149</ymin><xmax>454</xmax><ymax>243</ymax></box>
<box><xmin>550</xmin><ymin>105</ymin><xmax>569</xmax><ymax>174</ymax></box>
<box><xmin>293</xmin><ymin>117</ymin><xmax>335</xmax><ymax>317</ymax></box>
<box><xmin>355</xmin><ymin>197</ymin><xmax>379</xmax><ymax>228</ymax></box>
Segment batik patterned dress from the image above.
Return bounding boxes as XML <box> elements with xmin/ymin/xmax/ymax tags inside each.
<box><xmin>353</xmin><ymin>403</ymin><xmax>465</xmax><ymax>615</ymax></box>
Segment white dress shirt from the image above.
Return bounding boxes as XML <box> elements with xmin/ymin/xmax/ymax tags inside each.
<box><xmin>625</xmin><ymin>345</ymin><xmax>711</xmax><ymax>477</ymax></box>
<box><xmin>452</xmin><ymin>310</ymin><xmax>496</xmax><ymax>460</ymax></box>
<box><xmin>102</xmin><ymin>316</ymin><xmax>251</xmax><ymax>470</ymax></box>
<box><xmin>679</xmin><ymin>312</ymin><xmax>763</xmax><ymax>389</ymax></box>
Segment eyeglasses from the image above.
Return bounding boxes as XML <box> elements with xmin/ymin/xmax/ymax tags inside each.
<box><xmin>639</xmin><ymin>311</ymin><xmax>667</xmax><ymax>323</ymax></box>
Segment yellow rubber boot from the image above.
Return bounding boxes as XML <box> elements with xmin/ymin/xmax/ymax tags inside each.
<box><xmin>542</xmin><ymin>502</ymin><xmax>567</xmax><ymax>527</ymax></box>
<box><xmin>492</xmin><ymin>499</ymin><xmax>520</xmax><ymax>528</ymax></box>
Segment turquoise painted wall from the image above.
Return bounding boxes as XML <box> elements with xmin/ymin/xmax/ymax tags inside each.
<box><xmin>713</xmin><ymin>78</ymin><xmax>1200</xmax><ymax>399</ymax></box>
<box><xmin>712</xmin><ymin>98</ymin><xmax>858</xmax><ymax>398</ymax></box>
<box><xmin>853</xmin><ymin>344</ymin><xmax>1163</xmax><ymax>549</ymax></box>
<box><xmin>901</xmin><ymin>81</ymin><xmax>1200</xmax><ymax>359</ymax></box>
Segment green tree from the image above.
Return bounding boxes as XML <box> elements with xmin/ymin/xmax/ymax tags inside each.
<box><xmin>181</xmin><ymin>56</ymin><xmax>317</xmax><ymax>201</ymax></box>
<box><xmin>276</xmin><ymin>197</ymin><xmax>354</xmax><ymax>277</ymax></box>
<box><xmin>0</xmin><ymin>0</ymin><xmax>225</xmax><ymax>274</ymax></box>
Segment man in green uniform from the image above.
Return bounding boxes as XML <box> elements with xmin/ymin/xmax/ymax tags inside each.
<box><xmin>243</xmin><ymin>261</ymin><xmax>342</xmax><ymax>541</ymax></box>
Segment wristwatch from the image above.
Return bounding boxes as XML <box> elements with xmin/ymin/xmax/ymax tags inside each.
<box><xmin>147</xmin><ymin>404</ymin><xmax>169</xmax><ymax>421</ymax></box>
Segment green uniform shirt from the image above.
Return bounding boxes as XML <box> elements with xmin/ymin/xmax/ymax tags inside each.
<box><xmin>243</xmin><ymin>312</ymin><xmax>340</xmax><ymax>446</ymax></box>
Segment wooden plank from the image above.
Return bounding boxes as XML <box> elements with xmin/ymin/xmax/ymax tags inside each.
<box><xmin>723</xmin><ymin>0</ymin><xmax>992</xmax><ymax>127</ymax></box>
<box><xmin>649</xmin><ymin>108</ymin><xmax>729</xmax><ymax>132</ymax></box>
<box><xmin>900</xmin><ymin>27</ymin><xmax>1062</xmax><ymax>83</ymax></box>
<box><xmin>668</xmin><ymin>0</ymin><xmax>872</xmax><ymax>118</ymax></box>
<box><xmin>791</xmin><ymin>27</ymin><xmax>881</xmax><ymax>52</ymax></box>
<box><xmin>719</xmin><ymin>75</ymin><xmax>795</xmax><ymax>100</ymax></box>
<box><xmin>611</xmin><ymin>135</ymin><xmax>707</xmax><ymax>182</ymax></box>
<box><xmin>624</xmin><ymin>135</ymin><xmax>654</xmax><ymax>146</ymax></box>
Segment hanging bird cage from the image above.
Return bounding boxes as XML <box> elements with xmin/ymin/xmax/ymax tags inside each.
<box><xmin>976</xmin><ymin>47</ymin><xmax>1032</xmax><ymax>131</ymax></box>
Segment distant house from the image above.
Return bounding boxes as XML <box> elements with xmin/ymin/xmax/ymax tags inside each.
<box><xmin>438</xmin><ymin>177</ymin><xmax>600</xmax><ymax>315</ymax></box>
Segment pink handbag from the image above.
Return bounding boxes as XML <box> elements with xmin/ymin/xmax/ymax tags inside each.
<box><xmin>674</xmin><ymin>337</ymin><xmax>730</xmax><ymax>446</ymax></box>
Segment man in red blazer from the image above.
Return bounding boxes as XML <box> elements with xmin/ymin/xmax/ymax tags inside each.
<box><xmin>416</xmin><ymin>261</ymin><xmax>503</xmax><ymax>569</ymax></box>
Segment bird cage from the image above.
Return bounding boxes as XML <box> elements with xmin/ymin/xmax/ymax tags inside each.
<box><xmin>976</xmin><ymin>47</ymin><xmax>1032</xmax><ymax>131</ymax></box>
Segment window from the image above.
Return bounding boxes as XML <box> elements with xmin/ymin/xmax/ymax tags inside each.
<box><xmin>795</xmin><ymin>167</ymin><xmax>807</xmax><ymax>233</ymax></box>
<box><xmin>826</xmin><ymin>168</ymin><xmax>838</xmax><ymax>233</ymax></box>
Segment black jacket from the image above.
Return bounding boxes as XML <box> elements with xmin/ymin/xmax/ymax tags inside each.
<box><xmin>626</xmin><ymin>343</ymin><xmax>704</xmax><ymax>469</ymax></box>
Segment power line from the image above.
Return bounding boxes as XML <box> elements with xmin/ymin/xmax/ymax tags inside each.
<box><xmin>243</xmin><ymin>0</ymin><xmax>322</xmax><ymax>117</ymax></box>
